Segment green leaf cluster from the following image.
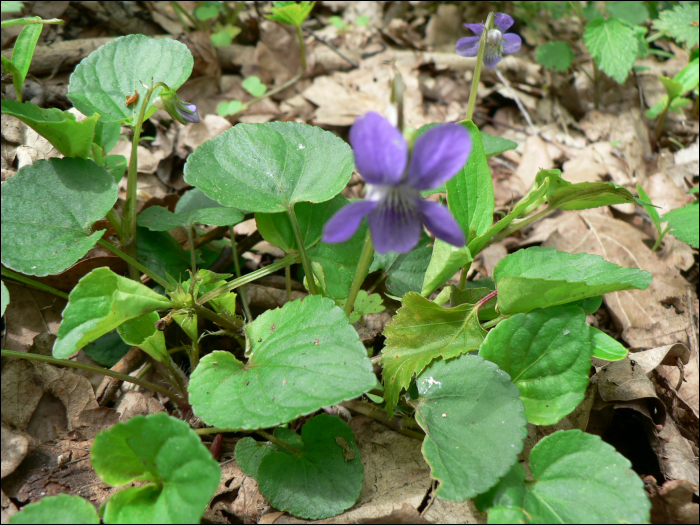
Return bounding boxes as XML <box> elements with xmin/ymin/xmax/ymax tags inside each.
<box><xmin>266</xmin><ymin>1</ymin><xmax>315</xmax><ymax>27</ymax></box>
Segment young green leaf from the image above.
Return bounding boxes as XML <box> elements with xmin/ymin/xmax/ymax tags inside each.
<box><xmin>673</xmin><ymin>58</ymin><xmax>699</xmax><ymax>94</ymax></box>
<box><xmin>589</xmin><ymin>327</ymin><xmax>628</xmax><ymax>361</ymax></box>
<box><xmin>543</xmin><ymin>177</ymin><xmax>638</xmax><ymax>210</ymax></box>
<box><xmin>536</xmin><ymin>41</ymin><xmax>574</xmax><ymax>71</ymax></box>
<box><xmin>411</xmin><ymin>354</ymin><xmax>527</xmax><ymax>501</ymax></box>
<box><xmin>481</xmin><ymin>132</ymin><xmax>519</xmax><ymax>158</ymax></box>
<box><xmin>1</xmin><ymin>158</ymin><xmax>118</xmax><ymax>276</ymax></box>
<box><xmin>256</xmin><ymin>195</ymin><xmax>347</xmax><ymax>252</ymax></box>
<box><xmin>449</xmin><ymin>285</ymin><xmax>498</xmax><ymax>320</ymax></box>
<box><xmin>194</xmin><ymin>4</ymin><xmax>220</xmax><ymax>20</ymax></box>
<box><xmin>477</xmin><ymin>430</ymin><xmax>650</xmax><ymax>523</ymax></box>
<box><xmin>53</xmin><ymin>267</ymin><xmax>172</xmax><ymax>359</ymax></box>
<box><xmin>1</xmin><ymin>2</ymin><xmax>24</xmax><ymax>13</ymax></box>
<box><xmin>421</xmin><ymin>240</ymin><xmax>472</xmax><ymax>297</ymax></box>
<box><xmin>584</xmin><ymin>18</ymin><xmax>638</xmax><ymax>84</ymax></box>
<box><xmin>92</xmin><ymin>413</ymin><xmax>220</xmax><ymax>524</ymax></box>
<box><xmin>380</xmin><ymin>292</ymin><xmax>486</xmax><ymax>417</ymax></box>
<box><xmin>341</xmin><ymin>290</ymin><xmax>385</xmax><ymax>323</ymax></box>
<box><xmin>493</xmin><ymin>247</ymin><xmax>652</xmax><ymax>314</ymax></box>
<box><xmin>184</xmin><ymin>121</ymin><xmax>354</xmax><ymax>213</ymax></box>
<box><xmin>117</xmin><ymin>311</ymin><xmax>169</xmax><ymax>364</ymax></box>
<box><xmin>369</xmin><ymin>232</ymin><xmax>432</xmax><ymax>297</ymax></box>
<box><xmin>253</xmin><ymin>415</ymin><xmax>363</xmax><ymax>519</ymax></box>
<box><xmin>266</xmin><ymin>1</ymin><xmax>315</xmax><ymax>27</ymax></box>
<box><xmin>8</xmin><ymin>494</ymin><xmax>99</xmax><ymax>524</ymax></box>
<box><xmin>241</xmin><ymin>75</ymin><xmax>267</xmax><ymax>97</ymax></box>
<box><xmin>637</xmin><ymin>184</ymin><xmax>661</xmax><ymax>235</ymax></box>
<box><xmin>653</xmin><ymin>3</ymin><xmax>699</xmax><ymax>47</ymax></box>
<box><xmin>0</xmin><ymin>100</ymin><xmax>98</xmax><ymax>158</ymax></box>
<box><xmin>662</xmin><ymin>202</ymin><xmax>699</xmax><ymax>248</ymax></box>
<box><xmin>8</xmin><ymin>21</ymin><xmax>42</xmax><ymax>102</ymax></box>
<box><xmin>1</xmin><ymin>281</ymin><xmax>9</xmax><ymax>317</ymax></box>
<box><xmin>308</xmin><ymin>222</ymin><xmax>369</xmax><ymax>299</ymax></box>
<box><xmin>68</xmin><ymin>34</ymin><xmax>194</xmax><ymax>124</ymax></box>
<box><xmin>188</xmin><ymin>295</ymin><xmax>375</xmax><ymax>429</ymax></box>
<box><xmin>217</xmin><ymin>99</ymin><xmax>243</xmax><ymax>116</ymax></box>
<box><xmin>479</xmin><ymin>306</ymin><xmax>592</xmax><ymax>425</ymax></box>
<box><xmin>446</xmin><ymin>121</ymin><xmax>494</xmax><ymax>243</ymax></box>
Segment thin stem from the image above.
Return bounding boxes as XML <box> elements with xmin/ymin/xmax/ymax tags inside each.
<box><xmin>169</xmin><ymin>1</ymin><xmax>199</xmax><ymax>30</ymax></box>
<box><xmin>195</xmin><ymin>426</ymin><xmax>245</xmax><ymax>435</ymax></box>
<box><xmin>256</xmin><ymin>429</ymin><xmax>302</xmax><ymax>456</ymax></box>
<box><xmin>1</xmin><ymin>17</ymin><xmax>64</xmax><ymax>28</ymax></box>
<box><xmin>285</xmin><ymin>265</ymin><xmax>292</xmax><ymax>303</ymax></box>
<box><xmin>121</xmin><ymin>84</ymin><xmax>158</xmax><ymax>280</ymax></box>
<box><xmin>652</xmin><ymin>225</ymin><xmax>671</xmax><ymax>252</ymax></box>
<box><xmin>192</xmin><ymin>303</ymin><xmax>244</xmax><ymax>332</ymax></box>
<box><xmin>476</xmin><ymin>289</ymin><xmax>497</xmax><ymax>309</ymax></box>
<box><xmin>197</xmin><ymin>253</ymin><xmax>298</xmax><ymax>305</ymax></box>
<box><xmin>1</xmin><ymin>268</ymin><xmax>69</xmax><ymax>300</ymax></box>
<box><xmin>464</xmin><ymin>12</ymin><xmax>494</xmax><ymax>121</ymax></box>
<box><xmin>655</xmin><ymin>106</ymin><xmax>669</xmax><ymax>141</ymax></box>
<box><xmin>295</xmin><ymin>24</ymin><xmax>307</xmax><ymax>73</ymax></box>
<box><xmin>489</xmin><ymin>206</ymin><xmax>554</xmax><ymax>246</ymax></box>
<box><xmin>458</xmin><ymin>267</ymin><xmax>468</xmax><ymax>289</ymax></box>
<box><xmin>340</xmin><ymin>400</ymin><xmax>424</xmax><ymax>440</ymax></box>
<box><xmin>481</xmin><ymin>315</ymin><xmax>507</xmax><ymax>330</ymax></box>
<box><xmin>97</xmin><ymin>239</ymin><xmax>172</xmax><ymax>290</ymax></box>
<box><xmin>288</xmin><ymin>208</ymin><xmax>318</xmax><ymax>295</ymax></box>
<box><xmin>2</xmin><ymin>350</ymin><xmax>188</xmax><ymax>409</ymax></box>
<box><xmin>230</xmin><ymin>227</ymin><xmax>253</xmax><ymax>321</ymax></box>
<box><xmin>187</xmin><ymin>226</ymin><xmax>197</xmax><ymax>274</ymax></box>
<box><xmin>344</xmin><ymin>230</ymin><xmax>374</xmax><ymax>316</ymax></box>
<box><xmin>106</xmin><ymin>209</ymin><xmax>122</xmax><ymax>238</ymax></box>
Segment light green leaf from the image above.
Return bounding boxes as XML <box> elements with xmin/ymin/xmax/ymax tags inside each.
<box><xmin>9</xmin><ymin>21</ymin><xmax>42</xmax><ymax>101</ymax></box>
<box><xmin>446</xmin><ymin>120</ymin><xmax>494</xmax><ymax>243</ymax></box>
<box><xmin>8</xmin><ymin>494</ymin><xmax>99</xmax><ymax>524</ymax></box>
<box><xmin>370</xmin><ymin>232</ymin><xmax>432</xmax><ymax>297</ymax></box>
<box><xmin>670</xmin><ymin>96</ymin><xmax>692</xmax><ymax>112</ymax></box>
<box><xmin>412</xmin><ymin>354</ymin><xmax>527</xmax><ymax>501</ymax></box>
<box><xmin>67</xmin><ymin>34</ymin><xmax>194</xmax><ymax>124</ymax></box>
<box><xmin>92</xmin><ymin>414</ymin><xmax>220</xmax><ymax>525</ymax></box>
<box><xmin>479</xmin><ymin>430</ymin><xmax>650</xmax><ymax>523</ymax></box>
<box><xmin>380</xmin><ymin>292</ymin><xmax>486</xmax><ymax>417</ymax></box>
<box><xmin>1</xmin><ymin>158</ymin><xmax>117</xmax><ymax>276</ymax></box>
<box><xmin>256</xmin><ymin>194</ymin><xmax>346</xmax><ymax>252</ymax></box>
<box><xmin>235</xmin><ymin>436</ymin><xmax>277</xmax><ymax>479</ymax></box>
<box><xmin>217</xmin><ymin>99</ymin><xmax>243</xmax><ymax>116</ymax></box>
<box><xmin>117</xmin><ymin>311</ymin><xmax>169</xmax><ymax>364</ymax></box>
<box><xmin>482</xmin><ymin>132</ymin><xmax>519</xmax><ymax>158</ymax></box>
<box><xmin>1</xmin><ymin>100</ymin><xmax>98</xmax><ymax>158</ymax></box>
<box><xmin>53</xmin><ymin>267</ymin><xmax>172</xmax><ymax>359</ymax></box>
<box><xmin>645</xmin><ymin>98</ymin><xmax>667</xmax><ymax>119</ymax></box>
<box><xmin>535</xmin><ymin>41</ymin><xmax>574</xmax><ymax>71</ymax></box>
<box><xmin>673</xmin><ymin>58</ymin><xmax>699</xmax><ymax>94</ymax></box>
<box><xmin>659</xmin><ymin>76</ymin><xmax>685</xmax><ymax>100</ymax></box>
<box><xmin>252</xmin><ymin>415</ymin><xmax>363</xmax><ymax>519</ymax></box>
<box><xmin>188</xmin><ymin>295</ymin><xmax>375</xmax><ymax>429</ymax></box>
<box><xmin>493</xmin><ymin>247</ymin><xmax>652</xmax><ymax>315</ymax></box>
<box><xmin>421</xmin><ymin>239</ymin><xmax>472</xmax><ymax>297</ymax></box>
<box><xmin>589</xmin><ymin>327</ymin><xmax>628</xmax><ymax>361</ymax></box>
<box><xmin>653</xmin><ymin>3</ymin><xmax>699</xmax><ymax>47</ymax></box>
<box><xmin>662</xmin><ymin>202</ymin><xmax>699</xmax><ymax>248</ymax></box>
<box><xmin>606</xmin><ymin>1</ymin><xmax>649</xmax><ymax>25</ymax></box>
<box><xmin>547</xmin><ymin>181</ymin><xmax>638</xmax><ymax>210</ymax></box>
<box><xmin>1</xmin><ymin>2</ymin><xmax>24</xmax><ymax>13</ymax></box>
<box><xmin>584</xmin><ymin>18</ymin><xmax>638</xmax><ymax>84</ymax></box>
<box><xmin>308</xmin><ymin>222</ymin><xmax>368</xmax><ymax>299</ymax></box>
<box><xmin>194</xmin><ymin>4</ymin><xmax>219</xmax><ymax>20</ymax></box>
<box><xmin>636</xmin><ymin>184</ymin><xmax>661</xmax><ymax>234</ymax></box>
<box><xmin>341</xmin><ymin>290</ymin><xmax>384</xmax><ymax>323</ymax></box>
<box><xmin>242</xmin><ymin>75</ymin><xmax>267</xmax><ymax>96</ymax></box>
<box><xmin>184</xmin><ymin>121</ymin><xmax>354</xmax><ymax>213</ymax></box>
<box><xmin>1</xmin><ymin>281</ymin><xmax>9</xmax><ymax>317</ymax></box>
<box><xmin>479</xmin><ymin>306</ymin><xmax>592</xmax><ymax>425</ymax></box>
<box><xmin>266</xmin><ymin>1</ymin><xmax>315</xmax><ymax>27</ymax></box>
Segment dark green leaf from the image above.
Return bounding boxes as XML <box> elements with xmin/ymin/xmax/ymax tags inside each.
<box><xmin>93</xmin><ymin>119</ymin><xmax>121</xmax><ymax>154</ymax></box>
<box><xmin>370</xmin><ymin>232</ymin><xmax>432</xmax><ymax>297</ymax></box>
<box><xmin>412</xmin><ymin>355</ymin><xmax>527</xmax><ymax>501</ymax></box>
<box><xmin>188</xmin><ymin>295</ymin><xmax>375</xmax><ymax>429</ymax></box>
<box><xmin>380</xmin><ymin>292</ymin><xmax>486</xmax><ymax>417</ymax></box>
<box><xmin>1</xmin><ymin>158</ymin><xmax>117</xmax><ymax>276</ymax></box>
<box><xmin>493</xmin><ymin>247</ymin><xmax>652</xmax><ymax>314</ymax></box>
<box><xmin>481</xmin><ymin>133</ymin><xmax>519</xmax><ymax>158</ymax></box>
<box><xmin>479</xmin><ymin>306</ymin><xmax>592</xmax><ymax>425</ymax></box>
<box><xmin>138</xmin><ymin>205</ymin><xmax>244</xmax><ymax>231</ymax></box>
<box><xmin>83</xmin><ymin>330</ymin><xmax>130</xmax><ymax>367</ymax></box>
<box><xmin>136</xmin><ymin>227</ymin><xmax>191</xmax><ymax>282</ymax></box>
<box><xmin>92</xmin><ymin>414</ymin><xmax>220</xmax><ymax>524</ymax></box>
<box><xmin>536</xmin><ymin>41</ymin><xmax>574</xmax><ymax>71</ymax></box>
<box><xmin>104</xmin><ymin>154</ymin><xmax>127</xmax><ymax>183</ymax></box>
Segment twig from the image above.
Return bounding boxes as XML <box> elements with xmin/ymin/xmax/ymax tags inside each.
<box><xmin>303</xmin><ymin>27</ymin><xmax>359</xmax><ymax>68</ymax></box>
<box><xmin>495</xmin><ymin>68</ymin><xmax>537</xmax><ymax>136</ymax></box>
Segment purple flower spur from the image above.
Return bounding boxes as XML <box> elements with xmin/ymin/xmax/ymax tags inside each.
<box><xmin>322</xmin><ymin>112</ymin><xmax>471</xmax><ymax>254</ymax></box>
<box><xmin>456</xmin><ymin>12</ymin><xmax>522</xmax><ymax>69</ymax></box>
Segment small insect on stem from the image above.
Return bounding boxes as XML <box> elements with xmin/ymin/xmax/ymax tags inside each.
<box><xmin>125</xmin><ymin>90</ymin><xmax>139</xmax><ymax>107</ymax></box>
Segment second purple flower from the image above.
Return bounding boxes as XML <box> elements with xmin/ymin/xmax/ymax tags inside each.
<box><xmin>456</xmin><ymin>12</ymin><xmax>522</xmax><ymax>69</ymax></box>
<box><xmin>322</xmin><ymin>112</ymin><xmax>471</xmax><ymax>254</ymax></box>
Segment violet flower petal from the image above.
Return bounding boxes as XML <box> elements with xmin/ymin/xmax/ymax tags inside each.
<box><xmin>322</xmin><ymin>200</ymin><xmax>378</xmax><ymax>244</ymax></box>
<box><xmin>367</xmin><ymin>195</ymin><xmax>423</xmax><ymax>254</ymax></box>
<box><xmin>483</xmin><ymin>48</ymin><xmax>503</xmax><ymax>69</ymax></box>
<box><xmin>180</xmin><ymin>102</ymin><xmax>201</xmax><ymax>123</ymax></box>
<box><xmin>463</xmin><ymin>23</ymin><xmax>484</xmax><ymax>36</ymax></box>
<box><xmin>494</xmin><ymin>12</ymin><xmax>515</xmax><ymax>32</ymax></box>
<box><xmin>349</xmin><ymin>112</ymin><xmax>407</xmax><ymax>186</ymax></box>
<box><xmin>405</xmin><ymin>124</ymin><xmax>472</xmax><ymax>190</ymax></box>
<box><xmin>455</xmin><ymin>36</ymin><xmax>481</xmax><ymax>57</ymax></box>
<box><xmin>501</xmin><ymin>33</ymin><xmax>522</xmax><ymax>55</ymax></box>
<box><xmin>418</xmin><ymin>200</ymin><xmax>465</xmax><ymax>247</ymax></box>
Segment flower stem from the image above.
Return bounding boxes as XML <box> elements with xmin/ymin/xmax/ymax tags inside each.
<box><xmin>288</xmin><ymin>208</ymin><xmax>318</xmax><ymax>295</ymax></box>
<box><xmin>230</xmin><ymin>227</ymin><xmax>253</xmax><ymax>320</ymax></box>
<box><xmin>96</xmin><ymin>238</ymin><xmax>172</xmax><ymax>290</ymax></box>
<box><xmin>1</xmin><ymin>349</ymin><xmax>188</xmax><ymax>409</ymax></box>
<box><xmin>285</xmin><ymin>265</ymin><xmax>292</xmax><ymax>303</ymax></box>
<box><xmin>652</xmin><ymin>225</ymin><xmax>671</xmax><ymax>252</ymax></box>
<box><xmin>256</xmin><ymin>429</ymin><xmax>302</xmax><ymax>456</ymax></box>
<box><xmin>192</xmin><ymin>303</ymin><xmax>244</xmax><ymax>332</ymax></box>
<box><xmin>1</xmin><ymin>268</ymin><xmax>69</xmax><ymax>300</ymax></box>
<box><xmin>481</xmin><ymin>315</ymin><xmax>507</xmax><ymax>330</ymax></box>
<box><xmin>197</xmin><ymin>253</ymin><xmax>299</xmax><ymax>305</ymax></box>
<box><xmin>187</xmin><ymin>226</ymin><xmax>197</xmax><ymax>275</ymax></box>
<box><xmin>344</xmin><ymin>230</ymin><xmax>374</xmax><ymax>316</ymax></box>
<box><xmin>464</xmin><ymin>12</ymin><xmax>494</xmax><ymax>122</ymax></box>
<box><xmin>106</xmin><ymin>209</ymin><xmax>122</xmax><ymax>238</ymax></box>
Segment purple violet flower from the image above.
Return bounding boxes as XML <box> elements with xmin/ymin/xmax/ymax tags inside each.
<box><xmin>456</xmin><ymin>13</ymin><xmax>522</xmax><ymax>69</ymax></box>
<box><xmin>322</xmin><ymin>112</ymin><xmax>471</xmax><ymax>254</ymax></box>
<box><xmin>153</xmin><ymin>89</ymin><xmax>201</xmax><ymax>124</ymax></box>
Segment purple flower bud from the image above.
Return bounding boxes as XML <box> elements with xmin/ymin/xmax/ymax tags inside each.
<box><xmin>456</xmin><ymin>12</ymin><xmax>522</xmax><ymax>69</ymax></box>
<box><xmin>153</xmin><ymin>89</ymin><xmax>201</xmax><ymax>125</ymax></box>
<box><xmin>322</xmin><ymin>112</ymin><xmax>472</xmax><ymax>254</ymax></box>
